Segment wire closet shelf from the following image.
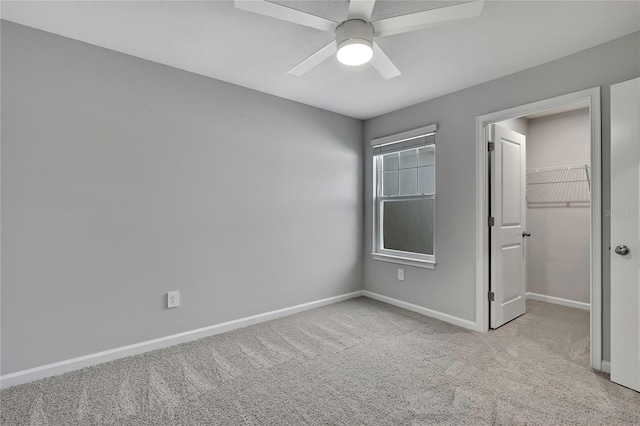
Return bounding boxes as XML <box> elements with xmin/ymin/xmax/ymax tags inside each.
<box><xmin>526</xmin><ymin>164</ymin><xmax>591</xmax><ymax>205</ymax></box>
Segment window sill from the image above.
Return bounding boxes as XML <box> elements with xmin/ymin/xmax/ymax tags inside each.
<box><xmin>371</xmin><ymin>253</ymin><xmax>436</xmax><ymax>269</ymax></box>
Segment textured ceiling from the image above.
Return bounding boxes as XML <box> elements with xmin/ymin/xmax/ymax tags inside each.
<box><xmin>1</xmin><ymin>1</ymin><xmax>639</xmax><ymax>119</ymax></box>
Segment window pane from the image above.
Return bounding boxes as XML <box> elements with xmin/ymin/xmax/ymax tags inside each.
<box><xmin>418</xmin><ymin>146</ymin><xmax>435</xmax><ymax>166</ymax></box>
<box><xmin>382</xmin><ymin>198</ymin><xmax>434</xmax><ymax>255</ymax></box>
<box><xmin>382</xmin><ymin>171</ymin><xmax>399</xmax><ymax>196</ymax></box>
<box><xmin>399</xmin><ymin>149</ymin><xmax>417</xmax><ymax>169</ymax></box>
<box><xmin>382</xmin><ymin>153</ymin><xmax>399</xmax><ymax>171</ymax></box>
<box><xmin>399</xmin><ymin>168</ymin><xmax>417</xmax><ymax>195</ymax></box>
<box><xmin>418</xmin><ymin>165</ymin><xmax>435</xmax><ymax>194</ymax></box>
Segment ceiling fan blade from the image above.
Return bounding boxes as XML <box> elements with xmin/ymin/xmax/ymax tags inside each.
<box><xmin>288</xmin><ymin>41</ymin><xmax>337</xmax><ymax>76</ymax></box>
<box><xmin>373</xmin><ymin>0</ymin><xmax>484</xmax><ymax>38</ymax></box>
<box><xmin>234</xmin><ymin>0</ymin><xmax>337</xmax><ymax>33</ymax></box>
<box><xmin>347</xmin><ymin>0</ymin><xmax>377</xmax><ymax>21</ymax></box>
<box><xmin>370</xmin><ymin>42</ymin><xmax>401</xmax><ymax>80</ymax></box>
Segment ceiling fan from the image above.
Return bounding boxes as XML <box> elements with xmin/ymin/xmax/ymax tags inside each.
<box><xmin>234</xmin><ymin>0</ymin><xmax>485</xmax><ymax>79</ymax></box>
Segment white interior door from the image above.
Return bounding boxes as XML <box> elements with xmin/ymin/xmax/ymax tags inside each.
<box><xmin>610</xmin><ymin>77</ymin><xmax>640</xmax><ymax>392</ymax></box>
<box><xmin>490</xmin><ymin>124</ymin><xmax>527</xmax><ymax>329</ymax></box>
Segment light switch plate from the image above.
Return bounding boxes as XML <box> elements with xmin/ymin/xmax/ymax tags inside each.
<box><xmin>397</xmin><ymin>268</ymin><xmax>404</xmax><ymax>281</ymax></box>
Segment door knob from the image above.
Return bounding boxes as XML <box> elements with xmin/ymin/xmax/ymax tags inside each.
<box><xmin>615</xmin><ymin>245</ymin><xmax>630</xmax><ymax>256</ymax></box>
<box><xmin>522</xmin><ymin>232</ymin><xmax>531</xmax><ymax>238</ymax></box>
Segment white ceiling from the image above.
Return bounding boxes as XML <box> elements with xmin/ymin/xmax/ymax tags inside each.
<box><xmin>1</xmin><ymin>1</ymin><xmax>638</xmax><ymax>119</ymax></box>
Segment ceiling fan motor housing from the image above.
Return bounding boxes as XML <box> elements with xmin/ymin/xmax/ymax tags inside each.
<box><xmin>335</xmin><ymin>19</ymin><xmax>374</xmax><ymax>51</ymax></box>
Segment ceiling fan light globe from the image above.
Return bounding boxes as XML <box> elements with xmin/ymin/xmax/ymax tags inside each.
<box><xmin>337</xmin><ymin>40</ymin><xmax>373</xmax><ymax>66</ymax></box>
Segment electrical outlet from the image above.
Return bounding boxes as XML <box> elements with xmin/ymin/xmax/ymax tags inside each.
<box><xmin>397</xmin><ymin>268</ymin><xmax>404</xmax><ymax>281</ymax></box>
<box><xmin>167</xmin><ymin>291</ymin><xmax>180</xmax><ymax>308</ymax></box>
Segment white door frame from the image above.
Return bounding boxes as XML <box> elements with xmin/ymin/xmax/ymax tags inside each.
<box><xmin>475</xmin><ymin>87</ymin><xmax>602</xmax><ymax>370</ymax></box>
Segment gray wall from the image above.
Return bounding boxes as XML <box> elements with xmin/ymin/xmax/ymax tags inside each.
<box><xmin>526</xmin><ymin>109</ymin><xmax>591</xmax><ymax>304</ymax></box>
<box><xmin>0</xmin><ymin>21</ymin><xmax>363</xmax><ymax>374</ymax></box>
<box><xmin>527</xmin><ymin>109</ymin><xmax>590</xmax><ymax>168</ymax></box>
<box><xmin>497</xmin><ymin>117</ymin><xmax>528</xmax><ymax>136</ymax></box>
<box><xmin>364</xmin><ymin>32</ymin><xmax>640</xmax><ymax>361</ymax></box>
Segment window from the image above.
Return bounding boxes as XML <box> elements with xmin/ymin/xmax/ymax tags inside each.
<box><xmin>371</xmin><ymin>124</ymin><xmax>436</xmax><ymax>268</ymax></box>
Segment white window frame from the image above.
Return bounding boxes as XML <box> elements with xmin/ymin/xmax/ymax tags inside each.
<box><xmin>371</xmin><ymin>124</ymin><xmax>437</xmax><ymax>269</ymax></box>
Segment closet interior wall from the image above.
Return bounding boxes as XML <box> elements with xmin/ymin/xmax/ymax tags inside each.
<box><xmin>526</xmin><ymin>108</ymin><xmax>591</xmax><ymax>306</ymax></box>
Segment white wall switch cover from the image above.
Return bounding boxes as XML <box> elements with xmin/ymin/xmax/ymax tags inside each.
<box><xmin>167</xmin><ymin>291</ymin><xmax>180</xmax><ymax>308</ymax></box>
<box><xmin>397</xmin><ymin>268</ymin><xmax>404</xmax><ymax>281</ymax></box>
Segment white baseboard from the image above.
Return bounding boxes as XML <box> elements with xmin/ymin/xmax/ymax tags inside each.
<box><xmin>0</xmin><ymin>290</ymin><xmax>364</xmax><ymax>389</ymax></box>
<box><xmin>362</xmin><ymin>290</ymin><xmax>481</xmax><ymax>331</ymax></box>
<box><xmin>601</xmin><ymin>360</ymin><xmax>611</xmax><ymax>373</ymax></box>
<box><xmin>526</xmin><ymin>292</ymin><xmax>590</xmax><ymax>311</ymax></box>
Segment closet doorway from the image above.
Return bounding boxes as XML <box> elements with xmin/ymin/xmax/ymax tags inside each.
<box><xmin>499</xmin><ymin>105</ymin><xmax>591</xmax><ymax>312</ymax></box>
<box><xmin>475</xmin><ymin>88</ymin><xmax>602</xmax><ymax>371</ymax></box>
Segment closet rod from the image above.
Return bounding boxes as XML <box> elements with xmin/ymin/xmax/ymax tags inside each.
<box><xmin>526</xmin><ymin>163</ymin><xmax>590</xmax><ymax>173</ymax></box>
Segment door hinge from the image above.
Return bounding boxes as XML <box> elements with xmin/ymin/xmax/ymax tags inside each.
<box><xmin>488</xmin><ymin>142</ymin><xmax>495</xmax><ymax>152</ymax></box>
<box><xmin>488</xmin><ymin>217</ymin><xmax>495</xmax><ymax>227</ymax></box>
<box><xmin>488</xmin><ymin>291</ymin><xmax>495</xmax><ymax>302</ymax></box>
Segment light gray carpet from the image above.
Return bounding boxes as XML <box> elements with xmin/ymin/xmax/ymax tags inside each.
<box><xmin>2</xmin><ymin>297</ymin><xmax>639</xmax><ymax>425</ymax></box>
